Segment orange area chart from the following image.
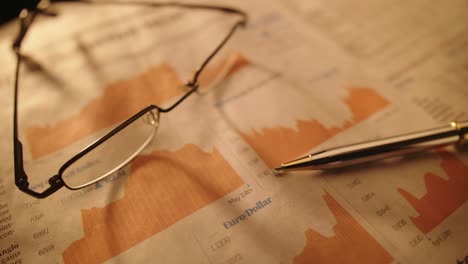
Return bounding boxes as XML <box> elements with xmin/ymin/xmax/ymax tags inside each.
<box><xmin>398</xmin><ymin>152</ymin><xmax>468</xmax><ymax>234</ymax></box>
<box><xmin>26</xmin><ymin>53</ymin><xmax>248</xmax><ymax>159</ymax></box>
<box><xmin>27</xmin><ymin>64</ymin><xmax>184</xmax><ymax>158</ymax></box>
<box><xmin>294</xmin><ymin>192</ymin><xmax>393</xmax><ymax>264</ymax></box>
<box><xmin>62</xmin><ymin>144</ymin><xmax>244</xmax><ymax>264</ymax></box>
<box><xmin>241</xmin><ymin>88</ymin><xmax>389</xmax><ymax>168</ymax></box>
<box><xmin>22</xmin><ymin>54</ymin><xmax>248</xmax><ymax>263</ymax></box>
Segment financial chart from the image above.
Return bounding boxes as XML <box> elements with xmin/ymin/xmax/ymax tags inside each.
<box><xmin>0</xmin><ymin>1</ymin><xmax>467</xmax><ymax>264</ymax></box>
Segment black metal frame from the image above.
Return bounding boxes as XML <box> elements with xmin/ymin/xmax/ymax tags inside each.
<box><xmin>12</xmin><ymin>0</ymin><xmax>247</xmax><ymax>198</ymax></box>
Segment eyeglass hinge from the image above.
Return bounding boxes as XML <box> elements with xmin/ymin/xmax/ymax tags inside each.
<box><xmin>48</xmin><ymin>175</ymin><xmax>63</xmax><ymax>187</ymax></box>
<box><xmin>16</xmin><ymin>176</ymin><xmax>30</xmax><ymax>191</ymax></box>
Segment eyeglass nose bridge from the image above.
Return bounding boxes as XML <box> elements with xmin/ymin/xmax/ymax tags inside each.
<box><xmin>143</xmin><ymin>108</ymin><xmax>160</xmax><ymax>127</ymax></box>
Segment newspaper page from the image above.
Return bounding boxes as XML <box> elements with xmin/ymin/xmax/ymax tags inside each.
<box><xmin>283</xmin><ymin>0</ymin><xmax>468</xmax><ymax>122</ymax></box>
<box><xmin>0</xmin><ymin>1</ymin><xmax>467</xmax><ymax>264</ymax></box>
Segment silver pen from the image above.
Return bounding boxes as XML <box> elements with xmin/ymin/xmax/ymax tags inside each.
<box><xmin>273</xmin><ymin>120</ymin><xmax>468</xmax><ymax>172</ymax></box>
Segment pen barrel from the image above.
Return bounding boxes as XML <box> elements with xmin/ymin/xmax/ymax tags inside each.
<box><xmin>308</xmin><ymin>121</ymin><xmax>468</xmax><ymax>169</ymax></box>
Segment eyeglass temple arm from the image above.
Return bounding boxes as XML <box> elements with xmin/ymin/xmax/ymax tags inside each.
<box><xmin>12</xmin><ymin>2</ymin><xmax>57</xmax><ymax>52</ymax></box>
<box><xmin>12</xmin><ymin>11</ymin><xmax>32</xmax><ymax>52</ymax></box>
<box><xmin>14</xmin><ymin>139</ymin><xmax>64</xmax><ymax>199</ymax></box>
<box><xmin>159</xmin><ymin>16</ymin><xmax>247</xmax><ymax>113</ymax></box>
<box><xmin>76</xmin><ymin>0</ymin><xmax>248</xmax><ymax>114</ymax></box>
<box><xmin>69</xmin><ymin>0</ymin><xmax>248</xmax><ymax>18</ymax></box>
<box><xmin>13</xmin><ymin>7</ymin><xmax>64</xmax><ymax>199</ymax></box>
<box><xmin>158</xmin><ymin>82</ymin><xmax>199</xmax><ymax>113</ymax></box>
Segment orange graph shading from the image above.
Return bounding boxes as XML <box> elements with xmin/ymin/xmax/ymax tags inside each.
<box><xmin>26</xmin><ymin>53</ymin><xmax>248</xmax><ymax>158</ymax></box>
<box><xmin>398</xmin><ymin>151</ymin><xmax>468</xmax><ymax>234</ymax></box>
<box><xmin>62</xmin><ymin>144</ymin><xmax>243</xmax><ymax>264</ymax></box>
<box><xmin>27</xmin><ymin>64</ymin><xmax>183</xmax><ymax>158</ymax></box>
<box><xmin>294</xmin><ymin>192</ymin><xmax>393</xmax><ymax>264</ymax></box>
<box><xmin>242</xmin><ymin>88</ymin><xmax>389</xmax><ymax>167</ymax></box>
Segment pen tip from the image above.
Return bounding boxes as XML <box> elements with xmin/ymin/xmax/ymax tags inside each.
<box><xmin>272</xmin><ymin>166</ymin><xmax>285</xmax><ymax>175</ymax></box>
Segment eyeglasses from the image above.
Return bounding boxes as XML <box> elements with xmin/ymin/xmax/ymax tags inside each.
<box><xmin>12</xmin><ymin>0</ymin><xmax>247</xmax><ymax>198</ymax></box>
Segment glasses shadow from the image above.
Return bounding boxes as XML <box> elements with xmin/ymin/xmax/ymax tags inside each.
<box><xmin>20</xmin><ymin>53</ymin><xmax>66</xmax><ymax>88</ymax></box>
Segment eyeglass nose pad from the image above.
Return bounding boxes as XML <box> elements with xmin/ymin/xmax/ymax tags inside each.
<box><xmin>143</xmin><ymin>109</ymin><xmax>160</xmax><ymax>127</ymax></box>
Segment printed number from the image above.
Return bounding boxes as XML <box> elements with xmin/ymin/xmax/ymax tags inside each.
<box><xmin>38</xmin><ymin>244</ymin><xmax>55</xmax><ymax>256</ymax></box>
<box><xmin>226</xmin><ymin>253</ymin><xmax>243</xmax><ymax>264</ymax></box>
<box><xmin>210</xmin><ymin>236</ymin><xmax>231</xmax><ymax>252</ymax></box>
<box><xmin>392</xmin><ymin>219</ymin><xmax>407</xmax><ymax>231</ymax></box>
<box><xmin>33</xmin><ymin>228</ymin><xmax>49</xmax><ymax>239</ymax></box>
<box><xmin>409</xmin><ymin>235</ymin><xmax>423</xmax><ymax>247</ymax></box>
<box><xmin>361</xmin><ymin>192</ymin><xmax>375</xmax><ymax>202</ymax></box>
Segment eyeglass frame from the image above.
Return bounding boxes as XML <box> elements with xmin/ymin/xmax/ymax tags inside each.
<box><xmin>12</xmin><ymin>0</ymin><xmax>247</xmax><ymax>199</ymax></box>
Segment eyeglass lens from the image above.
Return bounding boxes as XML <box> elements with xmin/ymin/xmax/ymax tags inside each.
<box><xmin>60</xmin><ymin>109</ymin><xmax>159</xmax><ymax>189</ymax></box>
